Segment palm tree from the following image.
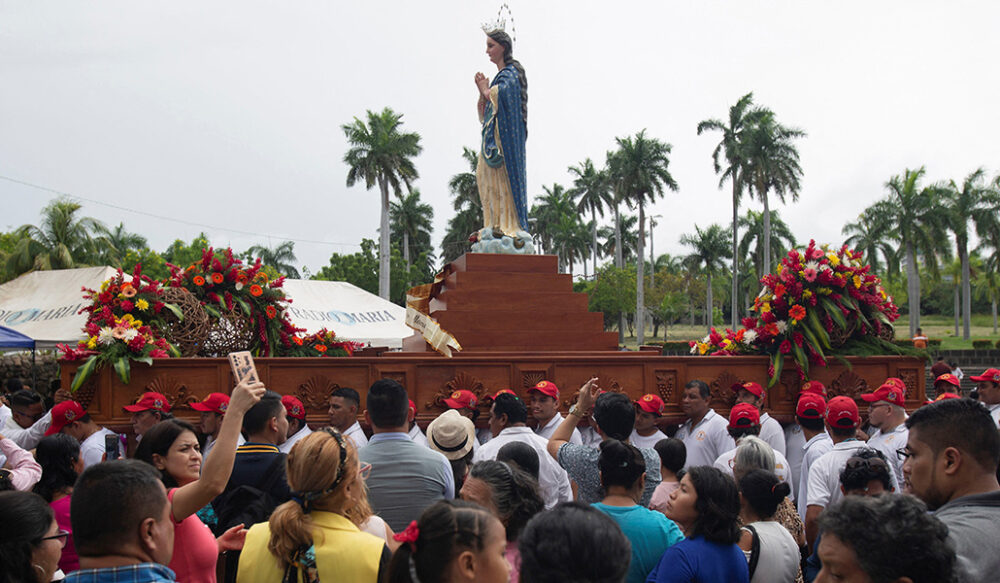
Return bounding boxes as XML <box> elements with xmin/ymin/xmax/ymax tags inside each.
<box><xmin>842</xmin><ymin>207</ymin><xmax>899</xmax><ymax>279</ymax></box>
<box><xmin>442</xmin><ymin>147</ymin><xmax>482</xmax><ymax>263</ymax></box>
<box><xmin>549</xmin><ymin>215</ymin><xmax>590</xmax><ymax>277</ymax></box>
<box><xmin>598</xmin><ymin>214</ymin><xmax>638</xmax><ymax>268</ymax></box>
<box><xmin>342</xmin><ymin>107</ymin><xmax>422</xmax><ymax>299</ymax></box>
<box><xmin>697</xmin><ymin>92</ymin><xmax>768</xmax><ymax>328</ymax></box>
<box><xmin>94</xmin><ymin>222</ymin><xmax>148</xmax><ymax>268</ymax></box>
<box><xmin>7</xmin><ymin>198</ymin><xmax>104</xmax><ymax>276</ymax></box>
<box><xmin>941</xmin><ymin>168</ymin><xmax>1000</xmax><ymax>339</ymax></box>
<box><xmin>870</xmin><ymin>167</ymin><xmax>951</xmax><ymax>336</ymax></box>
<box><xmin>681</xmin><ymin>224</ymin><xmax>732</xmax><ymax>333</ymax></box>
<box><xmin>247</xmin><ymin>241</ymin><xmax>300</xmax><ymax>278</ymax></box>
<box><xmin>979</xmin><ymin>219</ymin><xmax>1000</xmax><ymax>334</ymax></box>
<box><xmin>568</xmin><ymin>158</ymin><xmax>612</xmax><ymax>278</ymax></box>
<box><xmin>737</xmin><ymin>209</ymin><xmax>797</xmax><ymax>286</ymax></box>
<box><xmin>607</xmin><ymin>130</ymin><xmax>678</xmax><ymax>344</ymax></box>
<box><xmin>654</xmin><ymin>253</ymin><xmax>682</xmax><ymax>275</ymax></box>
<box><xmin>389</xmin><ymin>189</ymin><xmax>434</xmax><ymax>270</ymax></box>
<box><xmin>743</xmin><ymin>112</ymin><xmax>806</xmax><ymax>276</ymax></box>
<box><xmin>530</xmin><ymin>183</ymin><xmax>576</xmax><ymax>258</ymax></box>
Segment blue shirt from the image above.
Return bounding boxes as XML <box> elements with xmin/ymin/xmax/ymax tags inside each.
<box><xmin>592</xmin><ymin>503</ymin><xmax>684</xmax><ymax>583</ymax></box>
<box><xmin>65</xmin><ymin>563</ymin><xmax>176</xmax><ymax>583</ymax></box>
<box><xmin>646</xmin><ymin>535</ymin><xmax>749</xmax><ymax>583</ymax></box>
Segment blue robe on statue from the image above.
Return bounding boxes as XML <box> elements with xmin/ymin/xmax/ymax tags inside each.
<box><xmin>480</xmin><ymin>64</ymin><xmax>528</xmax><ymax>233</ymax></box>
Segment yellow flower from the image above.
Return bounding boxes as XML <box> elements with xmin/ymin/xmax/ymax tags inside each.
<box><xmin>136</xmin><ymin>298</ymin><xmax>149</xmax><ymax>311</ymax></box>
<box><xmin>760</xmin><ymin>303</ymin><xmax>771</xmax><ymax>313</ymax></box>
<box><xmin>86</xmin><ymin>336</ymin><xmax>97</xmax><ymax>349</ymax></box>
<box><xmin>722</xmin><ymin>339</ymin><xmax>732</xmax><ymax>349</ymax></box>
<box><xmin>827</xmin><ymin>253</ymin><xmax>840</xmax><ymax>267</ymax></box>
<box><xmin>120</xmin><ymin>314</ymin><xmax>135</xmax><ymax>324</ymax></box>
<box><xmin>817</xmin><ymin>287</ymin><xmax>832</xmax><ymax>295</ymax></box>
<box><xmin>803</xmin><ymin>290</ymin><xmax>813</xmax><ymax>299</ymax></box>
<box><xmin>698</xmin><ymin>342</ymin><xmax>709</xmax><ymax>355</ymax></box>
<box><xmin>132</xmin><ymin>319</ymin><xmax>143</xmax><ymax>328</ymax></box>
<box><xmin>853</xmin><ymin>275</ymin><xmax>863</xmax><ymax>288</ymax></box>
<box><xmin>880</xmin><ymin>288</ymin><xmax>887</xmax><ymax>299</ymax></box>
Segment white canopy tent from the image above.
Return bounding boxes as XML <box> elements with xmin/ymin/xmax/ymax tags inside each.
<box><xmin>0</xmin><ymin>268</ymin><xmax>409</xmax><ymax>349</ymax></box>
<box><xmin>279</xmin><ymin>279</ymin><xmax>407</xmax><ymax>348</ymax></box>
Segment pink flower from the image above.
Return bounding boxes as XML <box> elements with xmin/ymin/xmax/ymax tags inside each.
<box><xmin>149</xmin><ymin>349</ymin><xmax>169</xmax><ymax>358</ymax></box>
<box><xmin>803</xmin><ymin>268</ymin><xmax>817</xmax><ymax>282</ymax></box>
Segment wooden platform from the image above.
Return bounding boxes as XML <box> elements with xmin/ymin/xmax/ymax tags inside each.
<box><xmin>402</xmin><ymin>253</ymin><xmax>619</xmax><ymax>352</ymax></box>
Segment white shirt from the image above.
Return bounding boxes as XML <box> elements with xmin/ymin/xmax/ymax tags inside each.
<box><xmin>407</xmin><ymin>423</ymin><xmax>429</xmax><ymax>448</ymax></box>
<box><xmin>629</xmin><ymin>428</ymin><xmax>668</xmax><ymax>450</ymax></box>
<box><xmin>675</xmin><ymin>409</ymin><xmax>735</xmax><ymax>469</ymax></box>
<box><xmin>807</xmin><ymin>440</ymin><xmax>899</xmax><ymax>511</ymax></box>
<box><xmin>866</xmin><ymin>421</ymin><xmax>908</xmax><ymax>486</ymax></box>
<box><xmin>713</xmin><ymin>446</ymin><xmax>792</xmax><ymax>489</ymax></box>
<box><xmin>579</xmin><ymin>426</ymin><xmax>603</xmax><ymax>448</ymax></box>
<box><xmin>343</xmin><ymin>421</ymin><xmax>369</xmax><ymax>450</ymax></box>
<box><xmin>203</xmin><ymin>432</ymin><xmax>246</xmax><ymax>459</ymax></box>
<box><xmin>80</xmin><ymin>427</ymin><xmax>115</xmax><ymax>468</ymax></box>
<box><xmin>759</xmin><ymin>413</ymin><xmax>787</xmax><ymax>456</ymax></box>
<box><xmin>0</xmin><ymin>405</ymin><xmax>52</xmax><ymax>450</ymax></box>
<box><xmin>473</xmin><ymin>426</ymin><xmax>572</xmax><ymax>508</ymax></box>
<box><xmin>476</xmin><ymin>428</ymin><xmax>492</xmax><ymax>445</ymax></box>
<box><xmin>987</xmin><ymin>403</ymin><xmax>1000</xmax><ymax>427</ymax></box>
<box><xmin>279</xmin><ymin>424</ymin><xmax>314</xmax><ymax>454</ymax></box>
<box><xmin>797</xmin><ymin>432</ymin><xmax>833</xmax><ymax>521</ymax></box>
<box><xmin>784</xmin><ymin>424</ymin><xmax>806</xmax><ymax>500</ymax></box>
<box><xmin>534</xmin><ymin>413</ymin><xmax>583</xmax><ymax>445</ymax></box>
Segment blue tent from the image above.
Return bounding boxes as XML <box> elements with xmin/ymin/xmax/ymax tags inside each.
<box><xmin>0</xmin><ymin>325</ymin><xmax>35</xmax><ymax>349</ymax></box>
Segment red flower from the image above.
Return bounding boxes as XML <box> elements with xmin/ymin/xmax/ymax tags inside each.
<box><xmin>789</xmin><ymin>305</ymin><xmax>806</xmax><ymax>321</ymax></box>
<box><xmin>266</xmin><ymin>306</ymin><xmax>277</xmax><ymax>319</ymax></box>
<box><xmin>120</xmin><ymin>300</ymin><xmax>134</xmax><ymax>312</ymax></box>
<box><xmin>780</xmin><ymin>340</ymin><xmax>792</xmax><ymax>354</ymax></box>
<box><xmin>250</xmin><ymin>285</ymin><xmax>263</xmax><ymax>297</ymax></box>
<box><xmin>774</xmin><ymin>284</ymin><xmax>786</xmax><ymax>299</ymax></box>
<box><xmin>128</xmin><ymin>336</ymin><xmax>146</xmax><ymax>351</ymax></box>
<box><xmin>211</xmin><ymin>272</ymin><xmax>224</xmax><ymax>284</ymax></box>
<box><xmin>315</xmin><ymin>344</ymin><xmax>328</xmax><ymax>353</ymax></box>
<box><xmin>193</xmin><ymin>275</ymin><xmax>206</xmax><ymax>286</ymax></box>
<box><xmin>149</xmin><ymin>349</ymin><xmax>169</xmax><ymax>358</ymax></box>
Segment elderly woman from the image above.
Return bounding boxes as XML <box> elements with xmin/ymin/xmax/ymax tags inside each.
<box><xmin>461</xmin><ymin>460</ymin><xmax>543</xmax><ymax>582</ymax></box>
<box><xmin>474</xmin><ymin>27</ymin><xmax>529</xmax><ymax>242</ymax></box>
<box><xmin>732</xmin><ymin>437</ymin><xmax>806</xmax><ymax>550</ymax></box>
<box><xmin>0</xmin><ymin>490</ymin><xmax>67</xmax><ymax>583</ymax></box>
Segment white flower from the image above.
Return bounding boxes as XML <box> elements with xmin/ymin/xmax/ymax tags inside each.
<box><xmin>235</xmin><ymin>282</ymin><xmax>244</xmax><ymax>291</ymax></box>
<box><xmin>123</xmin><ymin>329</ymin><xmax>139</xmax><ymax>342</ymax></box>
<box><xmin>690</xmin><ymin>344</ymin><xmax>698</xmax><ymax>354</ymax></box>
<box><xmin>97</xmin><ymin>328</ymin><xmax>116</xmax><ymax>345</ymax></box>
<box><xmin>805</xmin><ymin>261</ymin><xmax>819</xmax><ymax>272</ymax></box>
<box><xmin>819</xmin><ymin>263</ymin><xmax>832</xmax><ymax>272</ymax></box>
<box><xmin>776</xmin><ymin>320</ymin><xmax>788</xmax><ymax>334</ymax></box>
<box><xmin>701</xmin><ymin>334</ymin><xmax>711</xmax><ymax>343</ymax></box>
<box><xmin>743</xmin><ymin>329</ymin><xmax>758</xmax><ymax>344</ymax></box>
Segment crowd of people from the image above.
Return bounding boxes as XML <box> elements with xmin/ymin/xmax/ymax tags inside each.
<box><xmin>2</xmin><ymin>366</ymin><xmax>1000</xmax><ymax>583</ymax></box>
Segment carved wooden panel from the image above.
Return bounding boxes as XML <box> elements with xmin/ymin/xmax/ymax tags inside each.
<box><xmin>898</xmin><ymin>368</ymin><xmax>920</xmax><ymax>399</ymax></box>
<box><xmin>296</xmin><ymin>376</ymin><xmax>339</xmax><ymax>410</ymax></box>
<box><xmin>381</xmin><ymin>372</ymin><xmax>406</xmax><ymax>386</ymax></box>
<box><xmin>829</xmin><ymin>370</ymin><xmax>868</xmax><ymax>399</ymax></box>
<box><xmin>521</xmin><ymin>371</ymin><xmax>547</xmax><ymax>391</ymax></box>
<box><xmin>145</xmin><ymin>375</ymin><xmax>198</xmax><ymax>410</ymax></box>
<box><xmin>427</xmin><ymin>371</ymin><xmax>489</xmax><ymax>412</ymax></box>
<box><xmin>655</xmin><ymin>370</ymin><xmax>677</xmax><ymax>402</ymax></box>
<box><xmin>710</xmin><ymin>371</ymin><xmax>741</xmax><ymax>408</ymax></box>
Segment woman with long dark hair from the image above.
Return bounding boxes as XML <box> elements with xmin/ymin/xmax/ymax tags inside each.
<box><xmin>32</xmin><ymin>434</ymin><xmax>82</xmax><ymax>574</ymax></box>
<box><xmin>134</xmin><ymin>380</ymin><xmax>263</xmax><ymax>583</ymax></box>
<box><xmin>648</xmin><ymin>466</ymin><xmax>750</xmax><ymax>583</ymax></box>
<box><xmin>0</xmin><ymin>490</ymin><xmax>66</xmax><ymax>583</ymax></box>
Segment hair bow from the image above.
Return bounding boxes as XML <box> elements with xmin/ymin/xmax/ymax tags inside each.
<box><xmin>393</xmin><ymin>520</ymin><xmax>420</xmax><ymax>551</ymax></box>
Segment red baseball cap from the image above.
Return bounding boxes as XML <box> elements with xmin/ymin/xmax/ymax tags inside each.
<box><xmin>46</xmin><ymin>401</ymin><xmax>86</xmax><ymax>436</ymax></box>
<box><xmin>800</xmin><ymin>381</ymin><xmax>827</xmax><ymax>396</ymax></box>
<box><xmin>190</xmin><ymin>393</ymin><xmax>230</xmax><ymax>415</ymax></box>
<box><xmin>934</xmin><ymin>392</ymin><xmax>961</xmax><ymax>402</ymax></box>
<box><xmin>729</xmin><ymin>403</ymin><xmax>760</xmax><ymax>428</ymax></box>
<box><xmin>636</xmin><ymin>394</ymin><xmax>665</xmax><ymax>416</ymax></box>
<box><xmin>934</xmin><ymin>374</ymin><xmax>961</xmax><ymax>388</ymax></box>
<box><xmin>529</xmin><ymin>380</ymin><xmax>559</xmax><ymax>400</ymax></box>
<box><xmin>123</xmin><ymin>392</ymin><xmax>171</xmax><ymax>413</ymax></box>
<box><xmin>444</xmin><ymin>390</ymin><xmax>478</xmax><ymax>410</ymax></box>
<box><xmin>281</xmin><ymin>395</ymin><xmax>305</xmax><ymax>420</ymax></box>
<box><xmin>826</xmin><ymin>396</ymin><xmax>860</xmax><ymax>428</ymax></box>
<box><xmin>492</xmin><ymin>389</ymin><xmax>517</xmax><ymax>400</ymax></box>
<box><xmin>732</xmin><ymin>381</ymin><xmax>765</xmax><ymax>399</ymax></box>
<box><xmin>861</xmin><ymin>381</ymin><xmax>906</xmax><ymax>407</ymax></box>
<box><xmin>971</xmin><ymin>368</ymin><xmax>1000</xmax><ymax>383</ymax></box>
<box><xmin>796</xmin><ymin>393</ymin><xmax>827</xmax><ymax>419</ymax></box>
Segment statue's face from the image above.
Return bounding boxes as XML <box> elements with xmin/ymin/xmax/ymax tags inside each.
<box><xmin>486</xmin><ymin>36</ymin><xmax>505</xmax><ymax>66</ymax></box>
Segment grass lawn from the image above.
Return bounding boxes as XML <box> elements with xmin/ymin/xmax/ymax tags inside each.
<box><xmin>619</xmin><ymin>314</ymin><xmax>999</xmax><ymax>350</ymax></box>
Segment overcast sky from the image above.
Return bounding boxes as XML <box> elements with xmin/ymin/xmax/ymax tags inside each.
<box><xmin>2</xmin><ymin>1</ymin><xmax>998</xmax><ymax>277</ymax></box>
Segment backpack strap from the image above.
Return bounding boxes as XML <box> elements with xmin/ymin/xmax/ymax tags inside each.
<box><xmin>744</xmin><ymin>524</ymin><xmax>761</xmax><ymax>578</ymax></box>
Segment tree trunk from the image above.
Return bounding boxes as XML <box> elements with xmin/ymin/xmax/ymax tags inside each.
<box><xmin>637</xmin><ymin>202</ymin><xmax>646</xmax><ymax>345</ymax></box>
<box><xmin>906</xmin><ymin>242</ymin><xmax>919</xmax><ymax>336</ymax></box>
<box><xmin>762</xmin><ymin>191</ymin><xmax>772</xmax><ymax>277</ymax></box>
<box><xmin>706</xmin><ymin>273</ymin><xmax>714</xmax><ymax>334</ymax></box>
<box><xmin>614</xmin><ymin>200</ymin><xmax>625</xmax><ymax>345</ymax></box>
<box><xmin>960</xmin><ymin>241</ymin><xmax>971</xmax><ymax>340</ymax></box>
<box><xmin>403</xmin><ymin>231</ymin><xmax>411</xmax><ymax>269</ymax></box>
<box><xmin>993</xmin><ymin>299</ymin><xmax>998</xmax><ymax>334</ymax></box>
<box><xmin>954</xmin><ymin>283</ymin><xmax>960</xmax><ymax>337</ymax></box>
<box><xmin>592</xmin><ymin>208</ymin><xmax>598</xmax><ymax>278</ymax></box>
<box><xmin>731</xmin><ymin>178</ymin><xmax>739</xmax><ymax>328</ymax></box>
<box><xmin>378</xmin><ymin>176</ymin><xmax>391</xmax><ymax>300</ymax></box>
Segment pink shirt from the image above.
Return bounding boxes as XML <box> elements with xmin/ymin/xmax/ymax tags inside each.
<box><xmin>649</xmin><ymin>480</ymin><xmax>680</xmax><ymax>515</ymax></box>
<box><xmin>167</xmin><ymin>488</ymin><xmax>218</xmax><ymax>583</ymax></box>
<box><xmin>0</xmin><ymin>438</ymin><xmax>42</xmax><ymax>491</ymax></box>
<box><xmin>505</xmin><ymin>540</ymin><xmax>520</xmax><ymax>583</ymax></box>
<box><xmin>51</xmin><ymin>495</ymin><xmax>79</xmax><ymax>573</ymax></box>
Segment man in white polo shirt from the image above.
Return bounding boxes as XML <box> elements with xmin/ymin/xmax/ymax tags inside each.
<box><xmin>406</xmin><ymin>399</ymin><xmax>429</xmax><ymax>447</ymax></box>
<box><xmin>675</xmin><ymin>379</ymin><xmax>734</xmax><ymax>469</ymax></box>
<box><xmin>732</xmin><ymin>381</ymin><xmax>786</xmax><ymax>456</ymax></box>
<box><xmin>971</xmin><ymin>368</ymin><xmax>1000</xmax><ymax>426</ymax></box>
<box><xmin>785</xmin><ymin>380</ymin><xmax>826</xmax><ymax>502</ymax></box>
<box><xmin>328</xmin><ymin>386</ymin><xmax>368</xmax><ymax>449</ymax></box>
<box><xmin>805</xmin><ymin>395</ymin><xmax>899</xmax><ymax>547</ymax></box>
<box><xmin>191</xmin><ymin>392</ymin><xmax>245</xmax><ymax>458</ymax></box>
<box><xmin>529</xmin><ymin>380</ymin><xmax>582</xmax><ymax>445</ymax></box>
<box><xmin>713</xmin><ymin>403</ymin><xmax>791</xmax><ymax>486</ymax></box>
<box><xmin>795</xmin><ymin>391</ymin><xmax>832</xmax><ymax>521</ymax></box>
<box><xmin>278</xmin><ymin>395</ymin><xmax>313</xmax><ymax>454</ymax></box>
<box><xmin>861</xmin><ymin>378</ymin><xmax>909</xmax><ymax>485</ymax></box>
<box><xmin>629</xmin><ymin>393</ymin><xmax>668</xmax><ymax>449</ymax></box>
<box><xmin>46</xmin><ymin>400</ymin><xmax>114</xmax><ymax>467</ymax></box>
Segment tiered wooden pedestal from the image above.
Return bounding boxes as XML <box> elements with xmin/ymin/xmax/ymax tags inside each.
<box><xmin>402</xmin><ymin>254</ymin><xmax>618</xmax><ymax>352</ymax></box>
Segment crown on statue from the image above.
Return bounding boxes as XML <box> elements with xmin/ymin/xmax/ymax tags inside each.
<box><xmin>481</xmin><ymin>3</ymin><xmax>516</xmax><ymax>42</ymax></box>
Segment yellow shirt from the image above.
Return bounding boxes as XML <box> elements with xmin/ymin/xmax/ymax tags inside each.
<box><xmin>237</xmin><ymin>511</ymin><xmax>384</xmax><ymax>583</ymax></box>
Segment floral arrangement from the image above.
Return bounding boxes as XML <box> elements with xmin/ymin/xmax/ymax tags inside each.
<box><xmin>286</xmin><ymin>328</ymin><xmax>364</xmax><ymax>357</ymax></box>
<box><xmin>167</xmin><ymin>247</ymin><xmax>303</xmax><ymax>356</ymax></box>
<box><xmin>690</xmin><ymin>241</ymin><xmax>901</xmax><ymax>386</ymax></box>
<box><xmin>59</xmin><ymin>266</ymin><xmax>181</xmax><ymax>390</ymax></box>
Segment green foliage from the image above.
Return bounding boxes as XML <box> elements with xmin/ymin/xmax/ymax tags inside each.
<box><xmin>162</xmin><ymin>233</ymin><xmax>212</xmax><ymax>270</ymax></box>
<box><xmin>585</xmin><ymin>265</ymin><xmax>636</xmax><ymax>329</ymax></box>
<box><xmin>312</xmin><ymin>239</ymin><xmax>429</xmax><ymax>305</ymax></box>
<box><xmin>121</xmin><ymin>248</ymin><xmax>170</xmax><ymax>281</ymax></box>
<box><xmin>972</xmin><ymin>339</ymin><xmax>995</xmax><ymax>350</ymax></box>
<box><xmin>441</xmin><ymin>147</ymin><xmax>481</xmax><ymax>263</ymax></box>
<box><xmin>243</xmin><ymin>241</ymin><xmax>301</xmax><ymax>278</ymax></box>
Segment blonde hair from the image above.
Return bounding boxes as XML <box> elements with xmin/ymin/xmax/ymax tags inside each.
<box><xmin>267</xmin><ymin>429</ymin><xmax>372</xmax><ymax>567</ymax></box>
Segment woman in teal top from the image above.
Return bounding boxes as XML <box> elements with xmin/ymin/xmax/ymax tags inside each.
<box><xmin>592</xmin><ymin>440</ymin><xmax>684</xmax><ymax>583</ymax></box>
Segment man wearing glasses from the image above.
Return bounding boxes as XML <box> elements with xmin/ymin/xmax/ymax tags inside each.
<box><xmin>861</xmin><ymin>378</ymin><xmax>909</xmax><ymax>486</ymax></box>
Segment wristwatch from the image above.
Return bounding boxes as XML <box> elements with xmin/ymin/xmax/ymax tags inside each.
<box><xmin>569</xmin><ymin>404</ymin><xmax>584</xmax><ymax>417</ymax></box>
